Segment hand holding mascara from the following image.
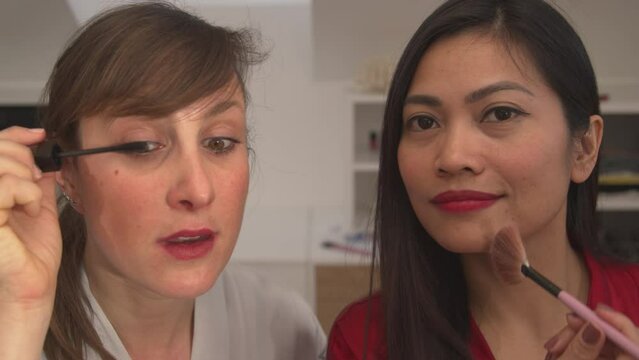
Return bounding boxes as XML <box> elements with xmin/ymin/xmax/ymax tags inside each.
<box><xmin>0</xmin><ymin>126</ymin><xmax>63</xmax><ymax>360</ymax></box>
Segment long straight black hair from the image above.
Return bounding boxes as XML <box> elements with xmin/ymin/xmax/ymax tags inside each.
<box><xmin>374</xmin><ymin>0</ymin><xmax>602</xmax><ymax>358</ymax></box>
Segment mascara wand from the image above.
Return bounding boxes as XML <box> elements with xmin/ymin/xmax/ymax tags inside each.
<box><xmin>34</xmin><ymin>141</ymin><xmax>157</xmax><ymax>172</ymax></box>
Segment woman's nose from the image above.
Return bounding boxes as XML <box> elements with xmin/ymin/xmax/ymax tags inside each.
<box><xmin>434</xmin><ymin>124</ymin><xmax>484</xmax><ymax>177</ymax></box>
<box><xmin>166</xmin><ymin>150</ymin><xmax>215</xmax><ymax>211</ymax></box>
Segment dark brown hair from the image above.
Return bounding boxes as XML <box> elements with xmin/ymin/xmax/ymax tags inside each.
<box><xmin>39</xmin><ymin>2</ymin><xmax>264</xmax><ymax>359</ymax></box>
<box><xmin>373</xmin><ymin>0</ymin><xmax>602</xmax><ymax>358</ymax></box>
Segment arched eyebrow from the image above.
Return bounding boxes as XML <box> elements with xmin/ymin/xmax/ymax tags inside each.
<box><xmin>404</xmin><ymin>81</ymin><xmax>534</xmax><ymax>107</ymax></box>
<box><xmin>464</xmin><ymin>81</ymin><xmax>534</xmax><ymax>103</ymax></box>
<box><xmin>203</xmin><ymin>99</ymin><xmax>242</xmax><ymax>118</ymax></box>
<box><xmin>404</xmin><ymin>94</ymin><xmax>442</xmax><ymax>107</ymax></box>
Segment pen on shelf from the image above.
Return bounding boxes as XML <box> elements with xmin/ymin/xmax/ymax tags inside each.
<box><xmin>321</xmin><ymin>240</ymin><xmax>372</xmax><ymax>257</ymax></box>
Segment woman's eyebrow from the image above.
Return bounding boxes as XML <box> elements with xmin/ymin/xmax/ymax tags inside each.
<box><xmin>404</xmin><ymin>94</ymin><xmax>442</xmax><ymax>107</ymax></box>
<box><xmin>404</xmin><ymin>81</ymin><xmax>535</xmax><ymax>108</ymax></box>
<box><xmin>465</xmin><ymin>81</ymin><xmax>534</xmax><ymax>103</ymax></box>
<box><xmin>203</xmin><ymin>99</ymin><xmax>242</xmax><ymax>119</ymax></box>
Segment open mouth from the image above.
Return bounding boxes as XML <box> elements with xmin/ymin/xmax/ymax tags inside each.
<box><xmin>168</xmin><ymin>234</ymin><xmax>211</xmax><ymax>243</ymax></box>
<box><xmin>160</xmin><ymin>230</ymin><xmax>216</xmax><ymax>260</ymax></box>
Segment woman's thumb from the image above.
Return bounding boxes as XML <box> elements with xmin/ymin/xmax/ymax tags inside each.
<box><xmin>561</xmin><ymin>323</ymin><xmax>605</xmax><ymax>360</ymax></box>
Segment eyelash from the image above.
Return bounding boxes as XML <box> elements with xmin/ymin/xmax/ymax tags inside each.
<box><xmin>122</xmin><ymin>137</ymin><xmax>240</xmax><ymax>157</ymax></box>
<box><xmin>405</xmin><ymin>105</ymin><xmax>529</xmax><ymax>131</ymax></box>
<box><xmin>406</xmin><ymin>113</ymin><xmax>439</xmax><ymax>131</ymax></box>
<box><xmin>482</xmin><ymin>106</ymin><xmax>529</xmax><ymax>122</ymax></box>
<box><xmin>124</xmin><ymin>141</ymin><xmax>164</xmax><ymax>156</ymax></box>
<box><xmin>202</xmin><ymin>137</ymin><xmax>240</xmax><ymax>154</ymax></box>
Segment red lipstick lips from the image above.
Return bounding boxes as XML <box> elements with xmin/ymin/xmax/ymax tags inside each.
<box><xmin>431</xmin><ymin>190</ymin><xmax>501</xmax><ymax>213</ymax></box>
<box><xmin>159</xmin><ymin>228</ymin><xmax>215</xmax><ymax>260</ymax></box>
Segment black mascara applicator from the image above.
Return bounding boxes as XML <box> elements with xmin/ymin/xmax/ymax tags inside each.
<box><xmin>34</xmin><ymin>140</ymin><xmax>157</xmax><ymax>172</ymax></box>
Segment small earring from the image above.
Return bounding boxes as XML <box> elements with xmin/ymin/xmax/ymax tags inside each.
<box><xmin>62</xmin><ymin>191</ymin><xmax>78</xmax><ymax>208</ymax></box>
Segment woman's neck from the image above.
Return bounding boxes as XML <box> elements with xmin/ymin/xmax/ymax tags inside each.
<box><xmin>462</xmin><ymin>222</ymin><xmax>589</xmax><ymax>358</ymax></box>
<box><xmin>84</xmin><ymin>263</ymin><xmax>194</xmax><ymax>360</ymax></box>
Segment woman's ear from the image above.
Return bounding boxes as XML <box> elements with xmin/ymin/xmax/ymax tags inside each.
<box><xmin>571</xmin><ymin>115</ymin><xmax>603</xmax><ymax>183</ymax></box>
<box><xmin>55</xmin><ymin>159</ymin><xmax>84</xmax><ymax>213</ymax></box>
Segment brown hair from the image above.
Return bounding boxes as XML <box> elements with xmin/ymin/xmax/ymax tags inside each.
<box><xmin>39</xmin><ymin>2</ymin><xmax>264</xmax><ymax>359</ymax></box>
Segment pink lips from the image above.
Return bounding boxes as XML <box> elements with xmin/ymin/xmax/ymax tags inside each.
<box><xmin>158</xmin><ymin>228</ymin><xmax>215</xmax><ymax>260</ymax></box>
<box><xmin>430</xmin><ymin>190</ymin><xmax>501</xmax><ymax>213</ymax></box>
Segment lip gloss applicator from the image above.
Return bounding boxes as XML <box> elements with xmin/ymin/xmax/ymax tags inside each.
<box><xmin>34</xmin><ymin>140</ymin><xmax>158</xmax><ymax>172</ymax></box>
<box><xmin>490</xmin><ymin>226</ymin><xmax>639</xmax><ymax>358</ymax></box>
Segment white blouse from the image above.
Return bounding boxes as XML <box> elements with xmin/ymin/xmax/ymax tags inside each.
<box><xmin>43</xmin><ymin>265</ymin><xmax>326</xmax><ymax>360</ymax></box>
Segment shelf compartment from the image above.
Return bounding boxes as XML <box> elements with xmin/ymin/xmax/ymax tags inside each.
<box><xmin>353</xmin><ymin>102</ymin><xmax>384</xmax><ymax>164</ymax></box>
<box><xmin>353</xmin><ymin>172</ymin><xmax>377</xmax><ymax>231</ymax></box>
<box><xmin>597</xmin><ymin>191</ymin><xmax>639</xmax><ymax>211</ymax></box>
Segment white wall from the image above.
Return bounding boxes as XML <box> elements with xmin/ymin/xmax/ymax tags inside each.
<box><xmin>312</xmin><ymin>0</ymin><xmax>639</xmax><ymax>85</ymax></box>
<box><xmin>193</xmin><ymin>5</ymin><xmax>352</xmax><ymax>264</ymax></box>
<box><xmin>0</xmin><ymin>0</ymin><xmax>77</xmax><ymax>103</ymax></box>
<box><xmin>555</xmin><ymin>0</ymin><xmax>639</xmax><ymax>84</ymax></box>
<box><xmin>312</xmin><ymin>0</ymin><xmax>441</xmax><ymax>80</ymax></box>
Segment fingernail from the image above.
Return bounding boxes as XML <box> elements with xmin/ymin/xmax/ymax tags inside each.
<box><xmin>596</xmin><ymin>303</ymin><xmax>612</xmax><ymax>311</ymax></box>
<box><xmin>582</xmin><ymin>324</ymin><xmax>601</xmax><ymax>345</ymax></box>
<box><xmin>544</xmin><ymin>352</ymin><xmax>555</xmax><ymax>360</ymax></box>
<box><xmin>27</xmin><ymin>128</ymin><xmax>45</xmax><ymax>133</ymax></box>
<box><xmin>33</xmin><ymin>165</ymin><xmax>42</xmax><ymax>179</ymax></box>
<box><xmin>566</xmin><ymin>312</ymin><xmax>580</xmax><ymax>322</ymax></box>
<box><xmin>544</xmin><ymin>336</ymin><xmax>558</xmax><ymax>351</ymax></box>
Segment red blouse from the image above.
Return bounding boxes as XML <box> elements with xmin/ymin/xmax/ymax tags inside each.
<box><xmin>327</xmin><ymin>253</ymin><xmax>639</xmax><ymax>359</ymax></box>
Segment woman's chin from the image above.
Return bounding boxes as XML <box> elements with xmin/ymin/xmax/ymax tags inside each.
<box><xmin>154</xmin><ymin>270</ymin><xmax>220</xmax><ymax>299</ymax></box>
<box><xmin>433</xmin><ymin>234</ymin><xmax>492</xmax><ymax>254</ymax></box>
<box><xmin>425</xmin><ymin>221</ymin><xmax>504</xmax><ymax>255</ymax></box>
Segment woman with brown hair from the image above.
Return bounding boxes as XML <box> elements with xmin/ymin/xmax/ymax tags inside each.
<box><xmin>0</xmin><ymin>3</ymin><xmax>325</xmax><ymax>359</ymax></box>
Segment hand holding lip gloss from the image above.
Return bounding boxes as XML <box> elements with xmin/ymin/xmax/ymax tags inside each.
<box><xmin>490</xmin><ymin>226</ymin><xmax>639</xmax><ymax>359</ymax></box>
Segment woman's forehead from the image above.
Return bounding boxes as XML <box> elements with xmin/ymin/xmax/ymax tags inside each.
<box><xmin>417</xmin><ymin>31</ymin><xmax>544</xmax><ymax>87</ymax></box>
<box><xmin>81</xmin><ymin>80</ymin><xmax>246</xmax><ymax>128</ymax></box>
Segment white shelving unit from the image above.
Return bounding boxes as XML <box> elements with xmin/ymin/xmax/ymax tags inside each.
<box><xmin>597</xmin><ymin>82</ymin><xmax>639</xmax><ymax>212</ymax></box>
<box><xmin>598</xmin><ymin>191</ymin><xmax>639</xmax><ymax>211</ymax></box>
<box><xmin>348</xmin><ymin>93</ymin><xmax>386</xmax><ymax>232</ymax></box>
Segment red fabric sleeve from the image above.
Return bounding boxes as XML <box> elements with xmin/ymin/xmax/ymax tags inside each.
<box><xmin>327</xmin><ymin>320</ymin><xmax>359</xmax><ymax>360</ymax></box>
<box><xmin>326</xmin><ymin>294</ymin><xmax>385</xmax><ymax>360</ymax></box>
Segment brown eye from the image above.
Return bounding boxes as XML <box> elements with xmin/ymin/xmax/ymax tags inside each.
<box><xmin>494</xmin><ymin>107</ymin><xmax>514</xmax><ymax>121</ymax></box>
<box><xmin>203</xmin><ymin>137</ymin><xmax>237</xmax><ymax>153</ymax></box>
<box><xmin>417</xmin><ymin>117</ymin><xmax>437</xmax><ymax>129</ymax></box>
<box><xmin>406</xmin><ymin>114</ymin><xmax>439</xmax><ymax>131</ymax></box>
<box><xmin>484</xmin><ymin>106</ymin><xmax>527</xmax><ymax>123</ymax></box>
